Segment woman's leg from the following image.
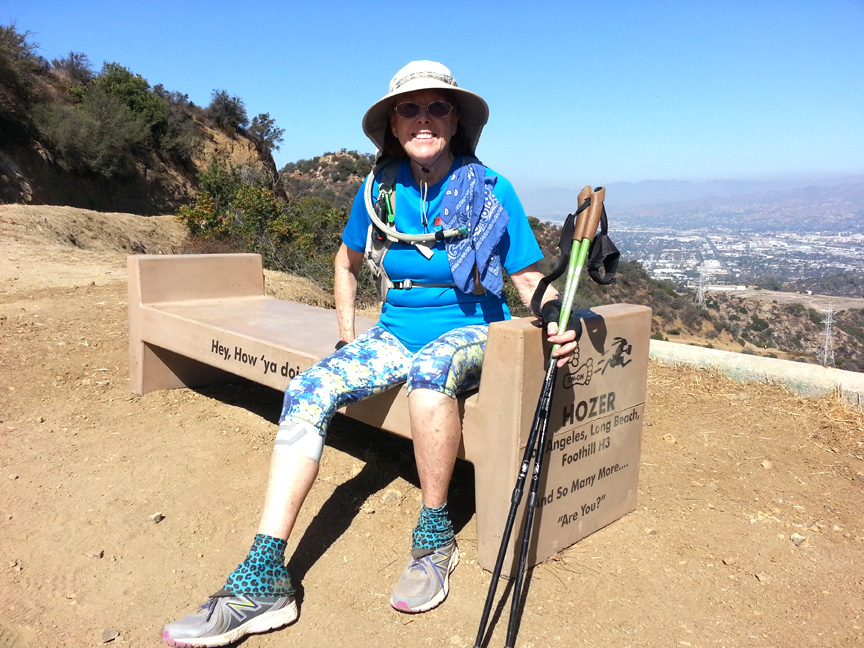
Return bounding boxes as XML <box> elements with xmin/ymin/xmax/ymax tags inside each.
<box><xmin>224</xmin><ymin>326</ymin><xmax>413</xmax><ymax>597</ymax></box>
<box><xmin>407</xmin><ymin>323</ymin><xmax>488</xmax><ymax>517</ymax></box>
<box><xmin>254</xmin><ymin>325</ymin><xmax>414</xmax><ymax>543</ymax></box>
<box><xmin>257</xmin><ymin>451</ymin><xmax>320</xmax><ymax>540</ymax></box>
<box><xmin>408</xmin><ymin>389</ymin><xmax>461</xmax><ymax>510</ymax></box>
<box><xmin>390</xmin><ymin>324</ymin><xmax>488</xmax><ymax>614</ymax></box>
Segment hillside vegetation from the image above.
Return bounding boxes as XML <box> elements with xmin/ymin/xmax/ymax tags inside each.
<box><xmin>785</xmin><ymin>271</ymin><xmax>864</xmax><ymax>300</ymax></box>
<box><xmin>281</xmin><ymin>150</ymin><xmax>374</xmax><ymax>210</ymax></box>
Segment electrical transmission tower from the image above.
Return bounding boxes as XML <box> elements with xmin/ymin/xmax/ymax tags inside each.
<box><xmin>695</xmin><ymin>265</ymin><xmax>707</xmax><ymax>308</ymax></box>
<box><xmin>819</xmin><ymin>304</ymin><xmax>836</xmax><ymax>367</ymax></box>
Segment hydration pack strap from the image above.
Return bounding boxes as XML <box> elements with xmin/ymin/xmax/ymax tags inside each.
<box><xmin>391</xmin><ymin>279</ymin><xmax>456</xmax><ymax>290</ymax></box>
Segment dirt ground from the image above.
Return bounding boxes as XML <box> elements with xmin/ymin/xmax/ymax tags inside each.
<box><xmin>1</xmin><ymin>204</ymin><xmax>862</xmax><ymax>648</ymax></box>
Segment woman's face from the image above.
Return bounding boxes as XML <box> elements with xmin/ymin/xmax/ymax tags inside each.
<box><xmin>388</xmin><ymin>89</ymin><xmax>459</xmax><ymax>169</ymax></box>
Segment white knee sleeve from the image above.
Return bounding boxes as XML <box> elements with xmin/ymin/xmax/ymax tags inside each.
<box><xmin>275</xmin><ymin>420</ymin><xmax>325</xmax><ymax>462</ymax></box>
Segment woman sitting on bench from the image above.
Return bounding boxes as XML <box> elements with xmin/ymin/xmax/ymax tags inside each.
<box><xmin>163</xmin><ymin>60</ymin><xmax>578</xmax><ymax>647</ymax></box>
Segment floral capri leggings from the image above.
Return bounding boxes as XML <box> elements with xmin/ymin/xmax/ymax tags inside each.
<box><xmin>279</xmin><ymin>323</ymin><xmax>489</xmax><ymax>438</ymax></box>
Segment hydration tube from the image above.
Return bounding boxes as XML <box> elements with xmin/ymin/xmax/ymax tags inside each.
<box><xmin>362</xmin><ymin>169</ymin><xmax>468</xmax><ymax>244</ymax></box>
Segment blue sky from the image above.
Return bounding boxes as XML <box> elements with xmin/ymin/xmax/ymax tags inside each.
<box><xmin>3</xmin><ymin>0</ymin><xmax>862</xmax><ymax>192</ymax></box>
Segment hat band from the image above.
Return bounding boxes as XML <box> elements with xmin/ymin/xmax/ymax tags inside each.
<box><xmin>391</xmin><ymin>70</ymin><xmax>457</xmax><ymax>92</ymax></box>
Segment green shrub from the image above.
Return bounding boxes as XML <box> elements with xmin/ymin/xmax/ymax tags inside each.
<box><xmin>785</xmin><ymin>302</ymin><xmax>806</xmax><ymax>316</ymax></box>
<box><xmin>51</xmin><ymin>51</ymin><xmax>93</xmax><ymax>86</ymax></box>
<box><xmin>248</xmin><ymin>112</ymin><xmax>284</xmax><ymax>153</ymax></box>
<box><xmin>32</xmin><ymin>57</ymin><xmax>201</xmax><ymax>175</ymax></box>
<box><xmin>749</xmin><ymin>315</ymin><xmax>770</xmax><ymax>332</ymax></box>
<box><xmin>268</xmin><ymin>196</ymin><xmax>347</xmax><ymax>285</ymax></box>
<box><xmin>208</xmin><ymin>89</ymin><xmax>248</xmax><ymax>131</ymax></box>
<box><xmin>93</xmin><ymin>62</ymin><xmax>169</xmax><ymax>139</ymax></box>
<box><xmin>177</xmin><ymin>157</ymin><xmax>363</xmax><ymax>300</ymax></box>
<box><xmin>176</xmin><ymin>192</ymin><xmax>222</xmax><ymax>238</ymax></box>
<box><xmin>198</xmin><ymin>156</ymin><xmax>245</xmax><ymax>211</ymax></box>
<box><xmin>152</xmin><ymin>84</ymin><xmax>202</xmax><ymax>163</ymax></box>
<box><xmin>33</xmin><ymin>88</ymin><xmax>149</xmax><ymax>177</ymax></box>
<box><xmin>0</xmin><ymin>25</ymin><xmax>48</xmax><ymax>140</ymax></box>
<box><xmin>176</xmin><ymin>157</ymin><xmax>267</xmax><ymax>239</ymax></box>
<box><xmin>0</xmin><ymin>24</ymin><xmax>46</xmax><ymax>92</ymax></box>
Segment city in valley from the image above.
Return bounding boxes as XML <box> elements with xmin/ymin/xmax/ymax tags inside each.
<box><xmin>613</xmin><ymin>227</ymin><xmax>864</xmax><ymax>305</ymax></box>
<box><xmin>528</xmin><ymin>177</ymin><xmax>864</xmax><ymax>307</ymax></box>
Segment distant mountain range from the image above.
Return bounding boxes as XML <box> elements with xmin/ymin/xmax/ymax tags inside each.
<box><xmin>522</xmin><ymin>175</ymin><xmax>864</xmax><ymax>233</ymax></box>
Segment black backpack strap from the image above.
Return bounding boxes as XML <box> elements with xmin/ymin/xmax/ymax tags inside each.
<box><xmin>377</xmin><ymin>158</ymin><xmax>399</xmax><ymax>190</ymax></box>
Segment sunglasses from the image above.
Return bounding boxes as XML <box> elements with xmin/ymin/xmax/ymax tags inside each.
<box><xmin>392</xmin><ymin>101</ymin><xmax>454</xmax><ymax>119</ymax></box>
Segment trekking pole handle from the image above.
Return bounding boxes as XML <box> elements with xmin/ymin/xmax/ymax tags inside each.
<box><xmin>573</xmin><ymin>186</ymin><xmax>605</xmax><ymax>244</ymax></box>
<box><xmin>552</xmin><ymin>186</ymin><xmax>606</xmax><ymax>351</ymax></box>
<box><xmin>564</xmin><ymin>185</ymin><xmax>591</xmax><ymax>241</ymax></box>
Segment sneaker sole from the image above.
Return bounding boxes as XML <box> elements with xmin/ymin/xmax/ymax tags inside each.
<box><xmin>390</xmin><ymin>546</ymin><xmax>460</xmax><ymax>614</ymax></box>
<box><xmin>162</xmin><ymin>598</ymin><xmax>299</xmax><ymax>647</ymax></box>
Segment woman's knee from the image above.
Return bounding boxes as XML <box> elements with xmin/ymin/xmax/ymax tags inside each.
<box><xmin>407</xmin><ymin>327</ymin><xmax>487</xmax><ymax>396</ymax></box>
<box><xmin>275</xmin><ymin>418</ymin><xmax>326</xmax><ymax>462</ymax></box>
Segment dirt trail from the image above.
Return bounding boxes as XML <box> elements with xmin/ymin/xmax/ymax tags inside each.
<box><xmin>0</xmin><ymin>204</ymin><xmax>862</xmax><ymax>648</ymax></box>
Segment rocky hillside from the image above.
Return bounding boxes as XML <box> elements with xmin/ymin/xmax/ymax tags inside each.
<box><xmin>280</xmin><ymin>150</ymin><xmax>374</xmax><ymax>210</ymax></box>
<box><xmin>691</xmin><ymin>292</ymin><xmax>863</xmax><ymax>369</ymax></box>
<box><xmin>0</xmin><ymin>25</ymin><xmax>275</xmax><ymax>215</ymax></box>
<box><xmin>0</xmin><ymin>119</ymin><xmax>269</xmax><ymax>215</ymax></box>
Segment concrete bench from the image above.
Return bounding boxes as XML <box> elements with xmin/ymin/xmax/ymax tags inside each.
<box><xmin>128</xmin><ymin>253</ymin><xmax>652</xmax><ymax>575</ymax></box>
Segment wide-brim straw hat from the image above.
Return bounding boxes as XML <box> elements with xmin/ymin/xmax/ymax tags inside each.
<box><xmin>362</xmin><ymin>60</ymin><xmax>489</xmax><ymax>155</ymax></box>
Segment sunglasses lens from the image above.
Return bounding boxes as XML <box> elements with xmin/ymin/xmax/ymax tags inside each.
<box><xmin>427</xmin><ymin>101</ymin><xmax>452</xmax><ymax>118</ymax></box>
<box><xmin>395</xmin><ymin>103</ymin><xmax>420</xmax><ymax>119</ymax></box>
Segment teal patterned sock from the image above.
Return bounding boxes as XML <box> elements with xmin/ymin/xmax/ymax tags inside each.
<box><xmin>224</xmin><ymin>533</ymin><xmax>294</xmax><ymax>596</ymax></box>
<box><xmin>411</xmin><ymin>502</ymin><xmax>455</xmax><ymax>551</ymax></box>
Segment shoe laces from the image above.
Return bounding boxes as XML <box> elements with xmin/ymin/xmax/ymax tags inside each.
<box><xmin>198</xmin><ymin>597</ymin><xmax>219</xmax><ymax>622</ymax></box>
<box><xmin>407</xmin><ymin>557</ymin><xmax>430</xmax><ymax>576</ymax></box>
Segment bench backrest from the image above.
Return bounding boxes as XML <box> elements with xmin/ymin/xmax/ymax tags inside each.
<box><xmin>133</xmin><ymin>253</ymin><xmax>265</xmax><ymax>303</ymax></box>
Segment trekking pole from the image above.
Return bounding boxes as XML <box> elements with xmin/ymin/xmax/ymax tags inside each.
<box><xmin>472</xmin><ymin>186</ymin><xmax>606</xmax><ymax>648</ymax></box>
<box><xmin>503</xmin><ymin>186</ymin><xmax>605</xmax><ymax>648</ymax></box>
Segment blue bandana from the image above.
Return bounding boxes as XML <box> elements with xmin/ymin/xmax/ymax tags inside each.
<box><xmin>440</xmin><ymin>164</ymin><xmax>509</xmax><ymax>296</ymax></box>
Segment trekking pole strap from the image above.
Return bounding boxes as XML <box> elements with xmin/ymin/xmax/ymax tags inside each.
<box><xmin>530</xmin><ymin>185</ymin><xmax>619</xmax><ymax>319</ymax></box>
<box><xmin>586</xmin><ymin>203</ymin><xmax>619</xmax><ymax>285</ymax></box>
<box><xmin>529</xmin><ymin>186</ymin><xmax>591</xmax><ymax>318</ymax></box>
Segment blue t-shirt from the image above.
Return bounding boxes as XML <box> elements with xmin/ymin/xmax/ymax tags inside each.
<box><xmin>343</xmin><ymin>158</ymin><xmax>542</xmax><ymax>353</ymax></box>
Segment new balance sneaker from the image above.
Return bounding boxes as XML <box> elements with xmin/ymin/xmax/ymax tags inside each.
<box><xmin>162</xmin><ymin>589</ymin><xmax>298</xmax><ymax>647</ymax></box>
<box><xmin>390</xmin><ymin>543</ymin><xmax>459</xmax><ymax>613</ymax></box>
